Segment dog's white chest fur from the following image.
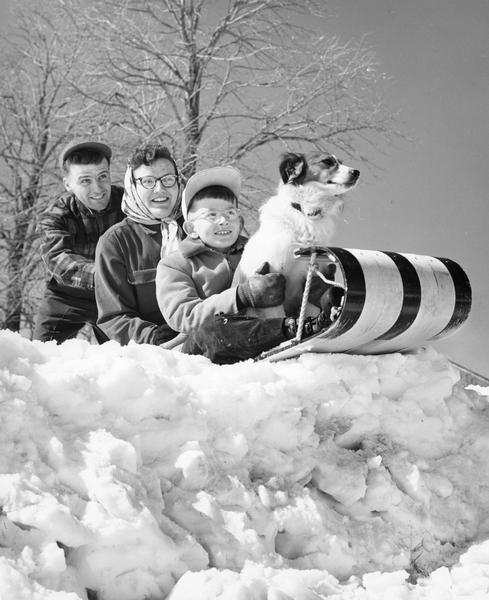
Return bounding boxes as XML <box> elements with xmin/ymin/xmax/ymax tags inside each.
<box><xmin>238</xmin><ymin>188</ymin><xmax>341</xmax><ymax>277</ymax></box>
<box><xmin>233</xmin><ymin>151</ymin><xmax>359</xmax><ymax>318</ymax></box>
<box><xmin>234</xmin><ymin>188</ymin><xmax>342</xmax><ymax>317</ymax></box>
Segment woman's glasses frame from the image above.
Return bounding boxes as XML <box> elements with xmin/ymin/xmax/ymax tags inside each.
<box><xmin>134</xmin><ymin>174</ymin><xmax>179</xmax><ymax>190</ymax></box>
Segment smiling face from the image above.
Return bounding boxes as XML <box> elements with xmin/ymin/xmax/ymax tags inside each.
<box><xmin>133</xmin><ymin>158</ymin><xmax>180</xmax><ymax>220</ymax></box>
<box><xmin>184</xmin><ymin>195</ymin><xmax>241</xmax><ymax>250</ymax></box>
<box><xmin>63</xmin><ymin>158</ymin><xmax>112</xmax><ymax>212</ymax></box>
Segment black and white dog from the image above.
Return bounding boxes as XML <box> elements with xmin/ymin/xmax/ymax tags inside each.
<box><xmin>234</xmin><ymin>152</ymin><xmax>360</xmax><ymax>318</ymax></box>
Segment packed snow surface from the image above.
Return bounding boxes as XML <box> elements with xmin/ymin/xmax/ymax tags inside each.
<box><xmin>1</xmin><ymin>330</ymin><xmax>489</xmax><ymax>599</ymax></box>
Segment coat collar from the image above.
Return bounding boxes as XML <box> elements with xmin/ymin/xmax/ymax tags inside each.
<box><xmin>127</xmin><ymin>219</ymin><xmax>161</xmax><ymax>236</ymax></box>
<box><xmin>127</xmin><ymin>216</ymin><xmax>185</xmax><ymax>237</ymax></box>
<box><xmin>179</xmin><ymin>235</ymin><xmax>247</xmax><ymax>258</ymax></box>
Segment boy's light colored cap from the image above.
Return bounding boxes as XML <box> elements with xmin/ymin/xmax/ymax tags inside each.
<box><xmin>59</xmin><ymin>138</ymin><xmax>112</xmax><ymax>171</ymax></box>
<box><xmin>182</xmin><ymin>166</ymin><xmax>241</xmax><ymax>220</ymax></box>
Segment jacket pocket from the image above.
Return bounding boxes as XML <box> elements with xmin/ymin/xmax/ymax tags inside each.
<box><xmin>127</xmin><ymin>268</ymin><xmax>157</xmax><ymax>285</ymax></box>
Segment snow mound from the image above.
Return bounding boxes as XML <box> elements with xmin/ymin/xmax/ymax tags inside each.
<box><xmin>1</xmin><ymin>330</ymin><xmax>489</xmax><ymax>599</ymax></box>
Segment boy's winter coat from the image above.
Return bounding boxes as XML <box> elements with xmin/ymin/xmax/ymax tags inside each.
<box><xmin>156</xmin><ymin>235</ymin><xmax>247</xmax><ymax>333</ymax></box>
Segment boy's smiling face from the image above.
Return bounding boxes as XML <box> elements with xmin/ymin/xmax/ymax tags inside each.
<box><xmin>184</xmin><ymin>195</ymin><xmax>241</xmax><ymax>250</ymax></box>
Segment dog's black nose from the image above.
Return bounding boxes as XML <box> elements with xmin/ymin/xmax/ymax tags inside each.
<box><xmin>350</xmin><ymin>169</ymin><xmax>360</xmax><ymax>181</ymax></box>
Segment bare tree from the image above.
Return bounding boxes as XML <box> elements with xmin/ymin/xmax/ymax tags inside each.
<box><xmin>0</xmin><ymin>0</ymin><xmax>398</xmax><ymax>333</ymax></box>
<box><xmin>64</xmin><ymin>0</ymin><xmax>397</xmax><ymax>204</ymax></box>
<box><xmin>0</xmin><ymin>9</ymin><xmax>91</xmax><ymax>332</ymax></box>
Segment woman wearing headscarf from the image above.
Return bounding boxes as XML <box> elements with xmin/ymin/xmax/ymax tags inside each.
<box><xmin>95</xmin><ymin>143</ymin><xmax>183</xmax><ymax>345</ymax></box>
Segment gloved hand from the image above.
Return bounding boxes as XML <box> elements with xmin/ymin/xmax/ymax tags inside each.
<box><xmin>320</xmin><ymin>285</ymin><xmax>344</xmax><ymax>317</ymax></box>
<box><xmin>237</xmin><ymin>262</ymin><xmax>286</xmax><ymax>308</ymax></box>
<box><xmin>154</xmin><ymin>323</ymin><xmax>179</xmax><ymax>345</ymax></box>
<box><xmin>309</xmin><ymin>263</ymin><xmax>337</xmax><ymax>307</ymax></box>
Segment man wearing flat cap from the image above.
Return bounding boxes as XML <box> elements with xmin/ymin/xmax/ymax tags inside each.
<box><xmin>33</xmin><ymin>139</ymin><xmax>124</xmax><ymax>343</ymax></box>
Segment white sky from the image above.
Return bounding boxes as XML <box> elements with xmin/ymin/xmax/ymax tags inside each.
<box><xmin>328</xmin><ymin>0</ymin><xmax>489</xmax><ymax>376</ymax></box>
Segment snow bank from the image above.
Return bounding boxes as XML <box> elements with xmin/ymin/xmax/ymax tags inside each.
<box><xmin>0</xmin><ymin>330</ymin><xmax>489</xmax><ymax>599</ymax></box>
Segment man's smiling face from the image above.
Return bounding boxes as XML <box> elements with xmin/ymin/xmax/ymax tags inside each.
<box><xmin>63</xmin><ymin>158</ymin><xmax>112</xmax><ymax>212</ymax></box>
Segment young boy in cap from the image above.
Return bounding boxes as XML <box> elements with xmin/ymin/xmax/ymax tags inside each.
<box><xmin>33</xmin><ymin>139</ymin><xmax>124</xmax><ymax>343</ymax></box>
<box><xmin>156</xmin><ymin>166</ymin><xmax>332</xmax><ymax>364</ymax></box>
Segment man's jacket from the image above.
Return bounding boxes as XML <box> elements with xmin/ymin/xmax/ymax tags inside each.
<box><xmin>39</xmin><ymin>186</ymin><xmax>124</xmax><ymax>298</ymax></box>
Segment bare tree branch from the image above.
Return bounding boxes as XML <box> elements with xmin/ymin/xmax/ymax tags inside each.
<box><xmin>0</xmin><ymin>4</ymin><xmax>97</xmax><ymax>333</ymax></box>
<box><xmin>60</xmin><ymin>0</ymin><xmax>398</xmax><ymax>183</ymax></box>
<box><xmin>1</xmin><ymin>0</ymin><xmax>401</xmax><ymax>333</ymax></box>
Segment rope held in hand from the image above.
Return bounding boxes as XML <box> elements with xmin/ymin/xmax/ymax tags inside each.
<box><xmin>295</xmin><ymin>250</ymin><xmax>317</xmax><ymax>342</ymax></box>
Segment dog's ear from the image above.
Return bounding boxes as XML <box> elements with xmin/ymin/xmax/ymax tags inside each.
<box><xmin>279</xmin><ymin>153</ymin><xmax>308</xmax><ymax>185</ymax></box>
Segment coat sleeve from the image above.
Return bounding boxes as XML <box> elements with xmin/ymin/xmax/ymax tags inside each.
<box><xmin>95</xmin><ymin>232</ymin><xmax>169</xmax><ymax>345</ymax></box>
<box><xmin>39</xmin><ymin>209</ymin><xmax>96</xmax><ymax>289</ymax></box>
<box><xmin>156</xmin><ymin>255</ymin><xmax>238</xmax><ymax>333</ymax></box>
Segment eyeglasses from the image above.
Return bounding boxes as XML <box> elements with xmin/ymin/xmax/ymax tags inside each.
<box><xmin>134</xmin><ymin>174</ymin><xmax>179</xmax><ymax>189</ymax></box>
<box><xmin>189</xmin><ymin>208</ymin><xmax>240</xmax><ymax>224</ymax></box>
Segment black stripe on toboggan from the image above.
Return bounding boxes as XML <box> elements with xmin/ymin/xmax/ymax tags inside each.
<box><xmin>375</xmin><ymin>251</ymin><xmax>422</xmax><ymax>341</ymax></box>
<box><xmin>324</xmin><ymin>248</ymin><xmax>366</xmax><ymax>337</ymax></box>
<box><xmin>429</xmin><ymin>257</ymin><xmax>472</xmax><ymax>340</ymax></box>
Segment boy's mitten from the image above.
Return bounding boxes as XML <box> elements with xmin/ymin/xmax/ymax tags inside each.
<box><xmin>237</xmin><ymin>262</ymin><xmax>286</xmax><ymax>308</ymax></box>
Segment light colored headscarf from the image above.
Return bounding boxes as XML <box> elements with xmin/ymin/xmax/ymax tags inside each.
<box><xmin>122</xmin><ymin>166</ymin><xmax>182</xmax><ymax>258</ymax></box>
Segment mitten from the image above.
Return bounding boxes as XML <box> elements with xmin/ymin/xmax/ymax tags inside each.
<box><xmin>237</xmin><ymin>262</ymin><xmax>286</xmax><ymax>308</ymax></box>
<box><xmin>154</xmin><ymin>323</ymin><xmax>178</xmax><ymax>345</ymax></box>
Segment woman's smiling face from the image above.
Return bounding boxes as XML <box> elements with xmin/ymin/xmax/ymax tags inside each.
<box><xmin>133</xmin><ymin>158</ymin><xmax>179</xmax><ymax>220</ymax></box>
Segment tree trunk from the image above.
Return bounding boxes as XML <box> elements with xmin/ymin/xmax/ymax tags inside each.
<box><xmin>3</xmin><ymin>180</ymin><xmax>41</xmax><ymax>332</ymax></box>
<box><xmin>4</xmin><ymin>255</ymin><xmax>23</xmax><ymax>332</ymax></box>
